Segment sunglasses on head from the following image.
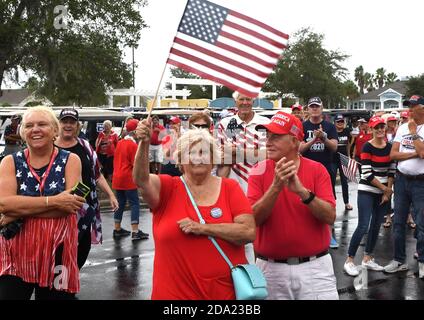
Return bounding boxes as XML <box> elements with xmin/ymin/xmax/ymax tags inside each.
<box><xmin>192</xmin><ymin>124</ymin><xmax>209</xmax><ymax>129</ymax></box>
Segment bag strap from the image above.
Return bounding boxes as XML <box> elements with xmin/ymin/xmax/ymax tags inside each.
<box><xmin>180</xmin><ymin>176</ymin><xmax>235</xmax><ymax>269</ymax></box>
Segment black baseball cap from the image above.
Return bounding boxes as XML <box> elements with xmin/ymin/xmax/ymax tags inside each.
<box><xmin>307</xmin><ymin>97</ymin><xmax>323</xmax><ymax>107</ymax></box>
<box><xmin>335</xmin><ymin>114</ymin><xmax>344</xmax><ymax>122</ymax></box>
<box><xmin>403</xmin><ymin>95</ymin><xmax>424</xmax><ymax>107</ymax></box>
<box><xmin>59</xmin><ymin>108</ymin><xmax>79</xmax><ymax>121</ymax></box>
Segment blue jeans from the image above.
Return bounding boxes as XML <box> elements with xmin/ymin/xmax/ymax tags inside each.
<box><xmin>114</xmin><ymin>189</ymin><xmax>140</xmax><ymax>225</ymax></box>
<box><xmin>348</xmin><ymin>191</ymin><xmax>389</xmax><ymax>258</ymax></box>
<box><xmin>334</xmin><ymin>161</ymin><xmax>349</xmax><ymax>204</ymax></box>
<box><xmin>393</xmin><ymin>174</ymin><xmax>424</xmax><ymax>263</ymax></box>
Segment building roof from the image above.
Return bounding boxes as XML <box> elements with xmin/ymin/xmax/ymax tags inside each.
<box><xmin>358</xmin><ymin>81</ymin><xmax>407</xmax><ymax>101</ymax></box>
<box><xmin>0</xmin><ymin>89</ymin><xmax>31</xmax><ymax>105</ymax></box>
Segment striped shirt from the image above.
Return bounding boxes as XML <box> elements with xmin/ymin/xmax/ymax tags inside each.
<box><xmin>358</xmin><ymin>142</ymin><xmax>396</xmax><ymax>194</ymax></box>
<box><xmin>218</xmin><ymin>113</ymin><xmax>269</xmax><ymax>193</ymax></box>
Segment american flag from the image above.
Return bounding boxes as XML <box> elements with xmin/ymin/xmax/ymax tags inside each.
<box><xmin>167</xmin><ymin>0</ymin><xmax>289</xmax><ymax>98</ymax></box>
<box><xmin>339</xmin><ymin>153</ymin><xmax>359</xmax><ymax>184</ymax></box>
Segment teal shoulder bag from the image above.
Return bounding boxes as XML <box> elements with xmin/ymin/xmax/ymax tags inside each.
<box><xmin>180</xmin><ymin>176</ymin><xmax>268</xmax><ymax>300</ymax></box>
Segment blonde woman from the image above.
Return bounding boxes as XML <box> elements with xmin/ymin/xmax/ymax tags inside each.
<box><xmin>0</xmin><ymin>106</ymin><xmax>85</xmax><ymax>299</ymax></box>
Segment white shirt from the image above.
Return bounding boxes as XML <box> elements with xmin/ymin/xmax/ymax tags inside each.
<box><xmin>393</xmin><ymin>123</ymin><xmax>424</xmax><ymax>175</ymax></box>
<box><xmin>218</xmin><ymin>112</ymin><xmax>270</xmax><ymax>193</ymax></box>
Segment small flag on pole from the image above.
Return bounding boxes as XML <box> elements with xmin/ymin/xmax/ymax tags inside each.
<box><xmin>167</xmin><ymin>0</ymin><xmax>289</xmax><ymax>98</ymax></box>
<box><xmin>339</xmin><ymin>153</ymin><xmax>360</xmax><ymax>183</ymax></box>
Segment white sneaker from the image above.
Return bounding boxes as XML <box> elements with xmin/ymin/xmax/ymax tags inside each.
<box><xmin>419</xmin><ymin>262</ymin><xmax>424</xmax><ymax>279</ymax></box>
<box><xmin>383</xmin><ymin>260</ymin><xmax>408</xmax><ymax>273</ymax></box>
<box><xmin>344</xmin><ymin>261</ymin><xmax>360</xmax><ymax>276</ymax></box>
<box><xmin>362</xmin><ymin>258</ymin><xmax>384</xmax><ymax>271</ymax></box>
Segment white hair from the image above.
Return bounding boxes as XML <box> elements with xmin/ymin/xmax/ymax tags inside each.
<box><xmin>173</xmin><ymin>128</ymin><xmax>222</xmax><ymax>171</ymax></box>
<box><xmin>232</xmin><ymin>91</ymin><xmax>241</xmax><ymax>100</ymax></box>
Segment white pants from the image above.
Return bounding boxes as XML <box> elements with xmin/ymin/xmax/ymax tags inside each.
<box><xmin>256</xmin><ymin>254</ymin><xmax>339</xmax><ymax>300</ymax></box>
<box><xmin>149</xmin><ymin>144</ymin><xmax>163</xmax><ymax>163</ymax></box>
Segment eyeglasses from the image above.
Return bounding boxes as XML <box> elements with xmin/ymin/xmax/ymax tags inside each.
<box><xmin>192</xmin><ymin>124</ymin><xmax>209</xmax><ymax>129</ymax></box>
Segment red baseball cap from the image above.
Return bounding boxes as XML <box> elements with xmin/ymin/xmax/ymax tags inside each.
<box><xmin>400</xmin><ymin>111</ymin><xmax>409</xmax><ymax>118</ymax></box>
<box><xmin>125</xmin><ymin>119</ymin><xmax>139</xmax><ymax>132</ymax></box>
<box><xmin>368</xmin><ymin>116</ymin><xmax>385</xmax><ymax>128</ymax></box>
<box><xmin>256</xmin><ymin>111</ymin><xmax>304</xmax><ymax>141</ymax></box>
<box><xmin>386</xmin><ymin>116</ymin><xmax>397</xmax><ymax>122</ymax></box>
<box><xmin>291</xmin><ymin>104</ymin><xmax>303</xmax><ymax>111</ymax></box>
<box><xmin>169</xmin><ymin>116</ymin><xmax>181</xmax><ymax>124</ymax></box>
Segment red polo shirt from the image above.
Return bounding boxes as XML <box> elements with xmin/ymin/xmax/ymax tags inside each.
<box><xmin>247</xmin><ymin>157</ymin><xmax>335</xmax><ymax>259</ymax></box>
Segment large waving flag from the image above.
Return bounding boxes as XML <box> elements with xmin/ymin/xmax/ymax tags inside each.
<box><xmin>167</xmin><ymin>0</ymin><xmax>289</xmax><ymax>98</ymax></box>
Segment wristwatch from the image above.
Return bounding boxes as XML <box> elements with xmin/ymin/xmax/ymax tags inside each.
<box><xmin>411</xmin><ymin>134</ymin><xmax>420</xmax><ymax>141</ymax></box>
<box><xmin>301</xmin><ymin>190</ymin><xmax>316</xmax><ymax>204</ymax></box>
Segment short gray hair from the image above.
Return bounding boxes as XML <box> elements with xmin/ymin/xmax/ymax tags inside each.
<box><xmin>173</xmin><ymin>128</ymin><xmax>222</xmax><ymax>171</ymax></box>
<box><xmin>19</xmin><ymin>106</ymin><xmax>59</xmax><ymax>142</ymax></box>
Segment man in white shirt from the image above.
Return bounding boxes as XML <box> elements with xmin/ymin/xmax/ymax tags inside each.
<box><xmin>384</xmin><ymin>95</ymin><xmax>424</xmax><ymax>278</ymax></box>
<box><xmin>217</xmin><ymin>91</ymin><xmax>269</xmax><ymax>264</ymax></box>
<box><xmin>217</xmin><ymin>92</ymin><xmax>270</xmax><ymax>193</ymax></box>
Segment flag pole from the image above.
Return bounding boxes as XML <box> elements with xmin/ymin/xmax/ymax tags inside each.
<box><xmin>147</xmin><ymin>62</ymin><xmax>168</xmax><ymax>119</ymax></box>
<box><xmin>147</xmin><ymin>0</ymin><xmax>190</xmax><ymax>119</ymax></box>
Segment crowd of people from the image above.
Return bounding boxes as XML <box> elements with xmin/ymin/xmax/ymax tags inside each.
<box><xmin>0</xmin><ymin>92</ymin><xmax>423</xmax><ymax>300</ymax></box>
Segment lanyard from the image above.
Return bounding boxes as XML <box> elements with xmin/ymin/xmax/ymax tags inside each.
<box><xmin>24</xmin><ymin>147</ymin><xmax>58</xmax><ymax>195</ymax></box>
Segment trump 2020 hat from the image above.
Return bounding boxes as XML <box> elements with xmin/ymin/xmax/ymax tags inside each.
<box><xmin>368</xmin><ymin>116</ymin><xmax>386</xmax><ymax>128</ymax></box>
<box><xmin>386</xmin><ymin>116</ymin><xmax>397</xmax><ymax>122</ymax></box>
<box><xmin>256</xmin><ymin>111</ymin><xmax>304</xmax><ymax>141</ymax></box>
<box><xmin>291</xmin><ymin>104</ymin><xmax>303</xmax><ymax>111</ymax></box>
<box><xmin>59</xmin><ymin>108</ymin><xmax>79</xmax><ymax>121</ymax></box>
<box><xmin>307</xmin><ymin>97</ymin><xmax>323</xmax><ymax>107</ymax></box>
<box><xmin>403</xmin><ymin>95</ymin><xmax>424</xmax><ymax>107</ymax></box>
<box><xmin>335</xmin><ymin>114</ymin><xmax>344</xmax><ymax>122</ymax></box>
<box><xmin>125</xmin><ymin>119</ymin><xmax>139</xmax><ymax>132</ymax></box>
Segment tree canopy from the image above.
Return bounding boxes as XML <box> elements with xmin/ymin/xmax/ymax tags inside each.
<box><xmin>406</xmin><ymin>74</ymin><xmax>424</xmax><ymax>97</ymax></box>
<box><xmin>1</xmin><ymin>0</ymin><xmax>147</xmax><ymax>106</ymax></box>
<box><xmin>264</xmin><ymin>28</ymin><xmax>350</xmax><ymax>108</ymax></box>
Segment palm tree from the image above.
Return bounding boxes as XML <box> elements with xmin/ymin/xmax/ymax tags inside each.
<box><xmin>354</xmin><ymin>66</ymin><xmax>365</xmax><ymax>94</ymax></box>
<box><xmin>364</xmin><ymin>72</ymin><xmax>375</xmax><ymax>92</ymax></box>
<box><xmin>375</xmin><ymin>68</ymin><xmax>387</xmax><ymax>89</ymax></box>
<box><xmin>386</xmin><ymin>72</ymin><xmax>398</xmax><ymax>84</ymax></box>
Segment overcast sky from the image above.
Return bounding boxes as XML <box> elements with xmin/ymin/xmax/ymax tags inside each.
<box><xmin>127</xmin><ymin>0</ymin><xmax>423</xmax><ymax>93</ymax></box>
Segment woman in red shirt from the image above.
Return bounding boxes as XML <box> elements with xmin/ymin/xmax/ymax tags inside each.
<box><xmin>133</xmin><ymin>119</ymin><xmax>256</xmax><ymax>300</ymax></box>
<box><xmin>96</xmin><ymin>120</ymin><xmax>118</xmax><ymax>181</ymax></box>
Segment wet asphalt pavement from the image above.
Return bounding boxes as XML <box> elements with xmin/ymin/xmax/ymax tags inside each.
<box><xmin>77</xmin><ymin>182</ymin><xmax>424</xmax><ymax>300</ymax></box>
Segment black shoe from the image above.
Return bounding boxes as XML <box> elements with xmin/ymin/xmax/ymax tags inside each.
<box><xmin>132</xmin><ymin>230</ymin><xmax>149</xmax><ymax>241</ymax></box>
<box><xmin>113</xmin><ymin>228</ymin><xmax>131</xmax><ymax>238</ymax></box>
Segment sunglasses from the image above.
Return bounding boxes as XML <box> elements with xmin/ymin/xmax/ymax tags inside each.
<box><xmin>192</xmin><ymin>124</ymin><xmax>209</xmax><ymax>129</ymax></box>
<box><xmin>335</xmin><ymin>120</ymin><xmax>345</xmax><ymax>123</ymax></box>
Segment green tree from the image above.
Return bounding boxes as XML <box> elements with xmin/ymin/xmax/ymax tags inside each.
<box><xmin>386</xmin><ymin>72</ymin><xmax>398</xmax><ymax>84</ymax></box>
<box><xmin>341</xmin><ymin>80</ymin><xmax>359</xmax><ymax>100</ymax></box>
<box><xmin>406</xmin><ymin>74</ymin><xmax>424</xmax><ymax>97</ymax></box>
<box><xmin>354</xmin><ymin>66</ymin><xmax>365</xmax><ymax>95</ymax></box>
<box><xmin>1</xmin><ymin>0</ymin><xmax>147</xmax><ymax>106</ymax></box>
<box><xmin>374</xmin><ymin>68</ymin><xmax>387</xmax><ymax>89</ymax></box>
<box><xmin>364</xmin><ymin>72</ymin><xmax>375</xmax><ymax>92</ymax></box>
<box><xmin>264</xmin><ymin>28</ymin><xmax>349</xmax><ymax>108</ymax></box>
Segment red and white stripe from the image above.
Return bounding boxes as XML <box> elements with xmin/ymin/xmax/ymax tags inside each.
<box><xmin>168</xmin><ymin>6</ymin><xmax>288</xmax><ymax>98</ymax></box>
